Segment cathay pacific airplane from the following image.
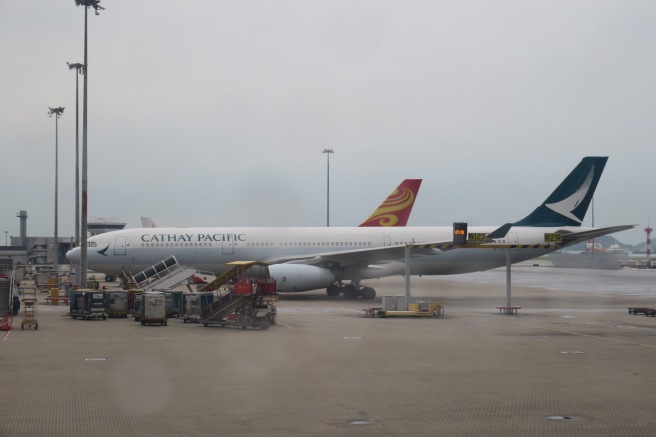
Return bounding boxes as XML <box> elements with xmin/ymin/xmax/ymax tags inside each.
<box><xmin>66</xmin><ymin>157</ymin><xmax>632</xmax><ymax>299</ymax></box>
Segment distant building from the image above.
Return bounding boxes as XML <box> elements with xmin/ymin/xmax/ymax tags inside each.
<box><xmin>1</xmin><ymin>214</ymin><xmax>127</xmax><ymax>269</ymax></box>
<box><xmin>88</xmin><ymin>217</ymin><xmax>127</xmax><ymax>236</ymax></box>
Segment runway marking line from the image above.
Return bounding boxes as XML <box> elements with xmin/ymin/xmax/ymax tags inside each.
<box><xmin>276</xmin><ymin>322</ymin><xmax>293</xmax><ymax>328</ymax></box>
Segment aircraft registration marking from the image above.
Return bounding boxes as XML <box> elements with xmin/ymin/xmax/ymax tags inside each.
<box><xmin>544</xmin><ymin>233</ymin><xmax>563</xmax><ymax>243</ymax></box>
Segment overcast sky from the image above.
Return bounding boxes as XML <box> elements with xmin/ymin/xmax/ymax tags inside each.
<box><xmin>1</xmin><ymin>1</ymin><xmax>654</xmax><ymax>245</ymax></box>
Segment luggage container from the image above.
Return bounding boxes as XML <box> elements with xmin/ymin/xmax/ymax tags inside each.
<box><xmin>107</xmin><ymin>291</ymin><xmax>129</xmax><ymax>318</ymax></box>
<box><xmin>69</xmin><ymin>290</ymin><xmax>107</xmax><ymax>320</ymax></box>
<box><xmin>141</xmin><ymin>292</ymin><xmax>167</xmax><ymax>326</ymax></box>
<box><xmin>127</xmin><ymin>289</ymin><xmax>142</xmax><ymax>314</ymax></box>
<box><xmin>133</xmin><ymin>293</ymin><xmax>143</xmax><ymax>321</ymax></box>
<box><xmin>183</xmin><ymin>292</ymin><xmax>213</xmax><ymax>323</ymax></box>
<box><xmin>159</xmin><ymin>291</ymin><xmax>184</xmax><ymax>318</ymax></box>
<box><xmin>199</xmin><ymin>292</ymin><xmax>215</xmax><ymax>310</ymax></box>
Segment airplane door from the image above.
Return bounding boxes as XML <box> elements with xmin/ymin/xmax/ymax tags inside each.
<box><xmin>222</xmin><ymin>240</ymin><xmax>234</xmax><ymax>255</ymax></box>
<box><xmin>507</xmin><ymin>232</ymin><xmax>519</xmax><ymax>249</ymax></box>
<box><xmin>114</xmin><ymin>236</ymin><xmax>127</xmax><ymax>256</ymax></box>
<box><xmin>383</xmin><ymin>236</ymin><xmax>391</xmax><ymax>246</ymax></box>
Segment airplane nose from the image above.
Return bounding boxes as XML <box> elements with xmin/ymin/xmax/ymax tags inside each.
<box><xmin>66</xmin><ymin>247</ymin><xmax>81</xmax><ymax>263</ymax></box>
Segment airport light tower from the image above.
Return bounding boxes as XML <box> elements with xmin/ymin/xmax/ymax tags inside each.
<box><xmin>323</xmin><ymin>148</ymin><xmax>334</xmax><ymax>227</ymax></box>
<box><xmin>48</xmin><ymin>106</ymin><xmax>65</xmax><ymax>273</ymax></box>
<box><xmin>74</xmin><ymin>0</ymin><xmax>104</xmax><ymax>286</ymax></box>
<box><xmin>67</xmin><ymin>62</ymin><xmax>84</xmax><ymax>284</ymax></box>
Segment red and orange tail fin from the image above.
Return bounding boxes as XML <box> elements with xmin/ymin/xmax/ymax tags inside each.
<box><xmin>359</xmin><ymin>179</ymin><xmax>422</xmax><ymax>227</ymax></box>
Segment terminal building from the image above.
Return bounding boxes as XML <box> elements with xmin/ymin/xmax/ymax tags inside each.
<box><xmin>0</xmin><ymin>211</ymin><xmax>126</xmax><ymax>275</ymax></box>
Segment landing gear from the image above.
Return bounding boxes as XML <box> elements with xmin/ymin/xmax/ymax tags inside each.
<box><xmin>360</xmin><ymin>287</ymin><xmax>376</xmax><ymax>300</ymax></box>
<box><xmin>342</xmin><ymin>284</ymin><xmax>358</xmax><ymax>300</ymax></box>
<box><xmin>324</xmin><ymin>283</ymin><xmax>377</xmax><ymax>300</ymax></box>
<box><xmin>326</xmin><ymin>284</ymin><xmax>340</xmax><ymax>297</ymax></box>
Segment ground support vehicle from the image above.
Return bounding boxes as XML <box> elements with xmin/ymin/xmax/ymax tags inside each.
<box><xmin>189</xmin><ymin>270</ymin><xmax>217</xmax><ymax>291</ymax></box>
<box><xmin>203</xmin><ymin>295</ymin><xmax>276</xmax><ymax>330</ymax></box>
<box><xmin>140</xmin><ymin>292</ymin><xmax>168</xmax><ymax>326</ymax></box>
<box><xmin>69</xmin><ymin>290</ymin><xmax>107</xmax><ymax>320</ymax></box>
<box><xmin>628</xmin><ymin>307</ymin><xmax>656</xmax><ymax>315</ymax></box>
<box><xmin>199</xmin><ymin>262</ymin><xmax>277</xmax><ymax>330</ymax></box>
<box><xmin>364</xmin><ymin>299</ymin><xmax>444</xmax><ymax>318</ymax></box>
<box><xmin>21</xmin><ymin>289</ymin><xmax>38</xmax><ymax>330</ymax></box>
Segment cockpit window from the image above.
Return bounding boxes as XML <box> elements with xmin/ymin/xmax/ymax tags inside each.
<box><xmin>87</xmin><ymin>242</ymin><xmax>97</xmax><ymax>248</ymax></box>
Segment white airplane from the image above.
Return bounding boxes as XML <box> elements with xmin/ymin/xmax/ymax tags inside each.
<box><xmin>66</xmin><ymin>157</ymin><xmax>632</xmax><ymax>299</ymax></box>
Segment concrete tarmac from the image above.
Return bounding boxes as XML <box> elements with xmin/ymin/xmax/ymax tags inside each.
<box><xmin>2</xmin><ymin>265</ymin><xmax>656</xmax><ymax>436</ymax></box>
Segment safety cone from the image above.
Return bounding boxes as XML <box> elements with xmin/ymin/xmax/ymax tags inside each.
<box><xmin>0</xmin><ymin>314</ymin><xmax>12</xmax><ymax>331</ymax></box>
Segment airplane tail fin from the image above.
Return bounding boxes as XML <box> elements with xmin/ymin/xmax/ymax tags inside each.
<box><xmin>359</xmin><ymin>179</ymin><xmax>422</xmax><ymax>227</ymax></box>
<box><xmin>513</xmin><ymin>156</ymin><xmax>608</xmax><ymax>227</ymax></box>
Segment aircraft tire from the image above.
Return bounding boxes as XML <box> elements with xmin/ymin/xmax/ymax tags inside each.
<box><xmin>326</xmin><ymin>285</ymin><xmax>340</xmax><ymax>297</ymax></box>
<box><xmin>342</xmin><ymin>285</ymin><xmax>358</xmax><ymax>300</ymax></box>
<box><xmin>360</xmin><ymin>287</ymin><xmax>376</xmax><ymax>300</ymax></box>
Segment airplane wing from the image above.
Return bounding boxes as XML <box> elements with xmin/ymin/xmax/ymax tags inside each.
<box><xmin>260</xmin><ymin>242</ymin><xmax>449</xmax><ymax>269</ymax></box>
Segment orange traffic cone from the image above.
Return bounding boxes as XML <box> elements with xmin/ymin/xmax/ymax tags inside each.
<box><xmin>0</xmin><ymin>314</ymin><xmax>12</xmax><ymax>331</ymax></box>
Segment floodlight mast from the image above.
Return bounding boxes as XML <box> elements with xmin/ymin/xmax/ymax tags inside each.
<box><xmin>67</xmin><ymin>62</ymin><xmax>84</xmax><ymax>284</ymax></box>
<box><xmin>48</xmin><ymin>107</ymin><xmax>65</xmax><ymax>274</ymax></box>
<box><xmin>74</xmin><ymin>0</ymin><xmax>103</xmax><ymax>286</ymax></box>
<box><xmin>322</xmin><ymin>148</ymin><xmax>334</xmax><ymax>227</ymax></box>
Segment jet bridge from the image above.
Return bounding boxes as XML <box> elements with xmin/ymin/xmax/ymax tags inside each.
<box><xmin>129</xmin><ymin>256</ymin><xmax>197</xmax><ymax>292</ymax></box>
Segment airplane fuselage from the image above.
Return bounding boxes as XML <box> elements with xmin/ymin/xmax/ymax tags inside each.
<box><xmin>67</xmin><ymin>225</ymin><xmax>580</xmax><ymax>280</ymax></box>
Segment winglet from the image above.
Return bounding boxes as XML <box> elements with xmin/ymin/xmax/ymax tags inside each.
<box><xmin>513</xmin><ymin>157</ymin><xmax>608</xmax><ymax>227</ymax></box>
<box><xmin>359</xmin><ymin>179</ymin><xmax>422</xmax><ymax>227</ymax></box>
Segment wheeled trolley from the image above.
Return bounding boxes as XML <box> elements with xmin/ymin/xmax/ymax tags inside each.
<box><xmin>21</xmin><ymin>289</ymin><xmax>38</xmax><ymax>330</ymax></box>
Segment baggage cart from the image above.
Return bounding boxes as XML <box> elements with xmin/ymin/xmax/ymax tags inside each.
<box><xmin>69</xmin><ymin>290</ymin><xmax>107</xmax><ymax>320</ymax></box>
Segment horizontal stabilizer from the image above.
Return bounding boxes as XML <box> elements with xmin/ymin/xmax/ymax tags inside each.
<box><xmin>486</xmin><ymin>223</ymin><xmax>514</xmax><ymax>240</ymax></box>
<box><xmin>559</xmin><ymin>225</ymin><xmax>636</xmax><ymax>247</ymax></box>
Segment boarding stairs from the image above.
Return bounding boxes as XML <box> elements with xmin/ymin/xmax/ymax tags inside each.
<box><xmin>200</xmin><ymin>293</ymin><xmax>257</xmax><ymax>323</ymax></box>
<box><xmin>197</xmin><ymin>262</ymin><xmax>277</xmax><ymax>327</ymax></box>
<box><xmin>129</xmin><ymin>256</ymin><xmax>197</xmax><ymax>292</ymax></box>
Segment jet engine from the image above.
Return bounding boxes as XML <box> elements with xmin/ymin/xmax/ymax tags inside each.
<box><xmin>267</xmin><ymin>264</ymin><xmax>335</xmax><ymax>293</ymax></box>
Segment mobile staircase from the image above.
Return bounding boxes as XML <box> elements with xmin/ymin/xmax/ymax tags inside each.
<box><xmin>128</xmin><ymin>256</ymin><xmax>197</xmax><ymax>292</ymax></box>
<box><xmin>199</xmin><ymin>261</ymin><xmax>277</xmax><ymax>330</ymax></box>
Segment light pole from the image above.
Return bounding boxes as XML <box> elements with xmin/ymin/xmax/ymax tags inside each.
<box><xmin>67</xmin><ymin>62</ymin><xmax>84</xmax><ymax>284</ymax></box>
<box><xmin>75</xmin><ymin>0</ymin><xmax>104</xmax><ymax>286</ymax></box>
<box><xmin>322</xmin><ymin>148</ymin><xmax>334</xmax><ymax>227</ymax></box>
<box><xmin>4</xmin><ymin>231</ymin><xmax>7</xmax><ymax>246</ymax></box>
<box><xmin>48</xmin><ymin>106</ymin><xmax>65</xmax><ymax>273</ymax></box>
